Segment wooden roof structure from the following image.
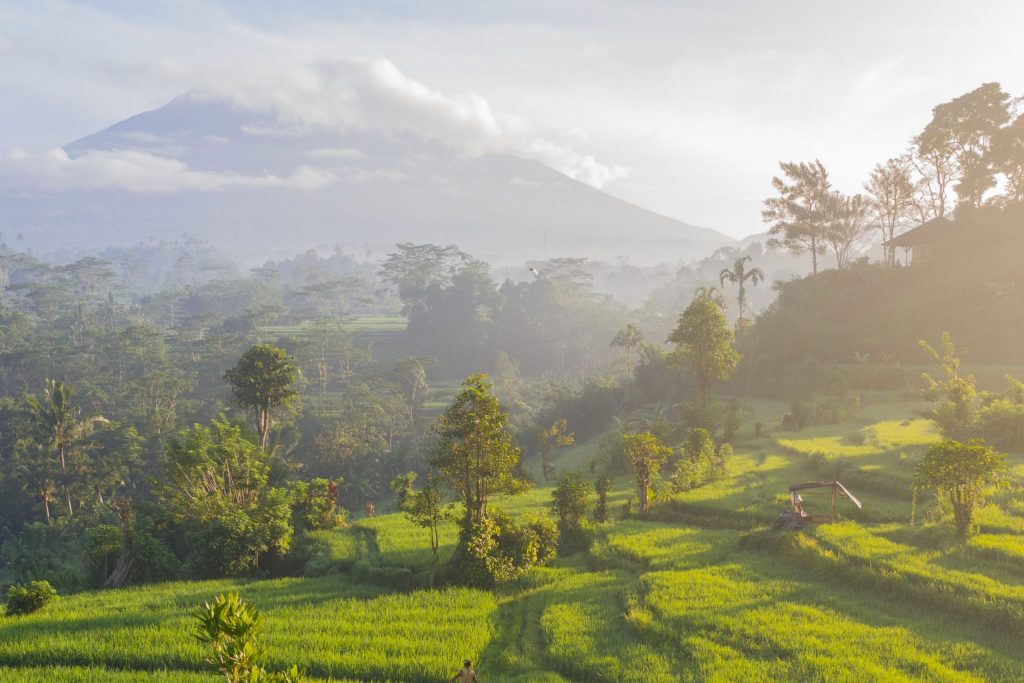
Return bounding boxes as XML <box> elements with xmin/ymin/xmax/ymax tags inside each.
<box><xmin>882</xmin><ymin>216</ymin><xmax>955</xmax><ymax>249</ymax></box>
<box><xmin>789</xmin><ymin>480</ymin><xmax>862</xmax><ymax>524</ymax></box>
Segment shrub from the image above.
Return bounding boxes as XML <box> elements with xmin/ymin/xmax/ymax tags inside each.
<box><xmin>915</xmin><ymin>438</ymin><xmax>1005</xmax><ymax>537</ymax></box>
<box><xmin>552</xmin><ymin>472</ymin><xmax>593</xmax><ymax>554</ymax></box>
<box><xmin>976</xmin><ymin>399</ymin><xmax>1024</xmax><ymax>453</ymax></box>
<box><xmin>291</xmin><ymin>478</ymin><xmax>345</xmax><ymax>531</ymax></box>
<box><xmin>453</xmin><ymin>512</ymin><xmax>558</xmax><ymax>588</ymax></box>
<box><xmin>672</xmin><ymin>428</ymin><xmax>724</xmax><ymax>492</ymax></box>
<box><xmin>193</xmin><ymin>593</ymin><xmax>305</xmax><ymax>682</ymax></box>
<box><xmin>5</xmin><ymin>580</ymin><xmax>57</xmax><ymax>616</ymax></box>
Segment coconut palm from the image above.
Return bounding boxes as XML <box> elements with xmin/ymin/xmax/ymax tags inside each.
<box><xmin>719</xmin><ymin>256</ymin><xmax>765</xmax><ymax>325</ymax></box>
<box><xmin>610</xmin><ymin>324</ymin><xmax>644</xmax><ymax>383</ymax></box>
<box><xmin>26</xmin><ymin>380</ymin><xmax>107</xmax><ymax>517</ymax></box>
<box><xmin>691</xmin><ymin>286</ymin><xmax>726</xmax><ymax>307</ymax></box>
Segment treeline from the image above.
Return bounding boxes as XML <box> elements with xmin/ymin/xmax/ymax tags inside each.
<box><xmin>744</xmin><ymin>82</ymin><xmax>1024</xmax><ymax>375</ymax></box>
<box><xmin>762</xmin><ymin>82</ymin><xmax>1024</xmax><ymax>273</ymax></box>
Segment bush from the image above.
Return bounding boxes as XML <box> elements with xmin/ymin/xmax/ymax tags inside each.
<box><xmin>672</xmin><ymin>428</ymin><xmax>724</xmax><ymax>492</ymax></box>
<box><xmin>453</xmin><ymin>512</ymin><xmax>558</xmax><ymax>588</ymax></box>
<box><xmin>552</xmin><ymin>472</ymin><xmax>593</xmax><ymax>554</ymax></box>
<box><xmin>976</xmin><ymin>399</ymin><xmax>1024</xmax><ymax>453</ymax></box>
<box><xmin>5</xmin><ymin>580</ymin><xmax>57</xmax><ymax>616</ymax></box>
<box><xmin>194</xmin><ymin>593</ymin><xmax>306</xmax><ymax>682</ymax></box>
<box><xmin>291</xmin><ymin>478</ymin><xmax>345</xmax><ymax>531</ymax></box>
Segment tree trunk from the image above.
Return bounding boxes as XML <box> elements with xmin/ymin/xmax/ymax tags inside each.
<box><xmin>60</xmin><ymin>446</ymin><xmax>73</xmax><ymax>516</ymax></box>
<box><xmin>810</xmin><ymin>238</ymin><xmax>819</xmax><ymax>274</ymax></box>
<box><xmin>258</xmin><ymin>408</ymin><xmax>270</xmax><ymax>450</ymax></box>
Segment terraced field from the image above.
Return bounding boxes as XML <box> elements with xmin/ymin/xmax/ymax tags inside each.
<box><xmin>3</xmin><ymin>397</ymin><xmax>1023</xmax><ymax>681</ymax></box>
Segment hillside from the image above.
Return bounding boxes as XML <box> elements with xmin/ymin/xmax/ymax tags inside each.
<box><xmin>2</xmin><ymin>92</ymin><xmax>732</xmax><ymax>265</ymax></box>
<box><xmin>3</xmin><ymin>397</ymin><xmax>1023</xmax><ymax>682</ymax></box>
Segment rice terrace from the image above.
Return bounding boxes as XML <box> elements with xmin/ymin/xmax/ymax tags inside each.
<box><xmin>2</xmin><ymin>2</ymin><xmax>1024</xmax><ymax>682</ymax></box>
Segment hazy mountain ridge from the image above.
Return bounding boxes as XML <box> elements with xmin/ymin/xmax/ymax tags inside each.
<box><xmin>2</xmin><ymin>92</ymin><xmax>734</xmax><ymax>264</ymax></box>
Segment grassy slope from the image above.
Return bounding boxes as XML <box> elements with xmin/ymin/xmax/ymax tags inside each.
<box><xmin>3</xmin><ymin>396</ymin><xmax>1024</xmax><ymax>682</ymax></box>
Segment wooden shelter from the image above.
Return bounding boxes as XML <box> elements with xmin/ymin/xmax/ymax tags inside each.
<box><xmin>882</xmin><ymin>217</ymin><xmax>955</xmax><ymax>265</ymax></box>
<box><xmin>789</xmin><ymin>480</ymin><xmax>862</xmax><ymax>524</ymax></box>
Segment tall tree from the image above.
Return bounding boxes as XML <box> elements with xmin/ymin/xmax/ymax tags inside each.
<box><xmin>224</xmin><ymin>344</ymin><xmax>299</xmax><ymax>450</ymax></box>
<box><xmin>667</xmin><ymin>297</ymin><xmax>741</xmax><ymax>421</ymax></box>
<box><xmin>718</xmin><ymin>256</ymin><xmax>764</xmax><ymax>326</ymax></box>
<box><xmin>610</xmin><ymin>324</ymin><xmax>644</xmax><ymax>384</ymax></box>
<box><xmin>623</xmin><ymin>432</ymin><xmax>672</xmax><ymax>517</ymax></box>
<box><xmin>26</xmin><ymin>380</ymin><xmax>107</xmax><ymax>517</ymax></box>
<box><xmin>823</xmin><ymin>192</ymin><xmax>871</xmax><ymax>269</ymax></box>
<box><xmin>391</xmin><ymin>357</ymin><xmax>435</xmax><ymax>445</ymax></box>
<box><xmin>908</xmin><ymin>144</ymin><xmax>955</xmax><ymax>220</ymax></box>
<box><xmin>865</xmin><ymin>157</ymin><xmax>916</xmax><ymax>265</ymax></box>
<box><xmin>431</xmin><ymin>374</ymin><xmax>524</xmax><ymax>527</ymax></box>
<box><xmin>916</xmin><ymin>82</ymin><xmax>1011</xmax><ymax>208</ymax></box>
<box><xmin>991</xmin><ymin>113</ymin><xmax>1024</xmax><ymax>205</ymax></box>
<box><xmin>762</xmin><ymin>160</ymin><xmax>832</xmax><ymax>274</ymax></box>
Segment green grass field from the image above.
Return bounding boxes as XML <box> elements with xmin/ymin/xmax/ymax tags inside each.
<box><xmin>3</xmin><ymin>396</ymin><xmax>1024</xmax><ymax>681</ymax></box>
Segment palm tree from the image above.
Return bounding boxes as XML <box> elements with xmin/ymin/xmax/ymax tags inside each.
<box><xmin>610</xmin><ymin>325</ymin><xmax>644</xmax><ymax>383</ymax></box>
<box><xmin>26</xmin><ymin>380</ymin><xmax>107</xmax><ymax>517</ymax></box>
<box><xmin>691</xmin><ymin>286</ymin><xmax>726</xmax><ymax>306</ymax></box>
<box><xmin>719</xmin><ymin>256</ymin><xmax>765</xmax><ymax>326</ymax></box>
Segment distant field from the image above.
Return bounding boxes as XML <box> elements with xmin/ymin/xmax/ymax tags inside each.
<box><xmin>263</xmin><ymin>315</ymin><xmax>408</xmax><ymax>337</ymax></box>
<box><xmin>3</xmin><ymin>398</ymin><xmax>1023</xmax><ymax>681</ymax></box>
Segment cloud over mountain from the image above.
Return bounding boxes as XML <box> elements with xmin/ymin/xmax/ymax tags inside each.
<box><xmin>1</xmin><ymin>59</ymin><xmax>628</xmax><ymax>194</ymax></box>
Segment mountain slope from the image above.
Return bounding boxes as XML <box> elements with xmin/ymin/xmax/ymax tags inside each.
<box><xmin>6</xmin><ymin>93</ymin><xmax>733</xmax><ymax>263</ymax></box>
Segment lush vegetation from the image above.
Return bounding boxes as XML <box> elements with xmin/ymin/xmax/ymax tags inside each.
<box><xmin>0</xmin><ymin>80</ymin><xmax>1022</xmax><ymax>681</ymax></box>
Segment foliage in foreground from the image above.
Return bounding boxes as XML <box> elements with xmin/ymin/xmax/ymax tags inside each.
<box><xmin>4</xmin><ymin>581</ymin><xmax>56</xmax><ymax>617</ymax></box>
<box><xmin>194</xmin><ymin>593</ymin><xmax>304</xmax><ymax>682</ymax></box>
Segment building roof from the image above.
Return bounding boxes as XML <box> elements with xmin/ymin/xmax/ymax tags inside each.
<box><xmin>883</xmin><ymin>217</ymin><xmax>956</xmax><ymax>248</ymax></box>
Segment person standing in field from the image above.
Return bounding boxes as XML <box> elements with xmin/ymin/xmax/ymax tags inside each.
<box><xmin>450</xmin><ymin>659</ymin><xmax>480</xmax><ymax>682</ymax></box>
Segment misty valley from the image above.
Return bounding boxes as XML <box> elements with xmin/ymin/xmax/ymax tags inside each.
<box><xmin>2</xmin><ymin>8</ymin><xmax>1024</xmax><ymax>681</ymax></box>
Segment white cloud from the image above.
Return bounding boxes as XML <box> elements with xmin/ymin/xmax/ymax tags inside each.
<box><xmin>308</xmin><ymin>147</ymin><xmax>365</xmax><ymax>159</ymax></box>
<box><xmin>0</xmin><ymin>148</ymin><xmax>336</xmax><ymax>193</ymax></box>
<box><xmin>203</xmin><ymin>58</ymin><xmax>629</xmax><ymax>188</ymax></box>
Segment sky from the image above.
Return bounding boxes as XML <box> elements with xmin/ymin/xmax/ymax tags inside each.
<box><xmin>2</xmin><ymin>0</ymin><xmax>1023</xmax><ymax>239</ymax></box>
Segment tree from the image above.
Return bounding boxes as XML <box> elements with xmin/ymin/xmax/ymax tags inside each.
<box><xmin>864</xmin><ymin>158</ymin><xmax>916</xmax><ymax>265</ymax></box>
<box><xmin>623</xmin><ymin>432</ymin><xmax>672</xmax><ymax>517</ymax></box>
<box><xmin>823</xmin><ymin>192</ymin><xmax>871</xmax><ymax>269</ymax></box>
<box><xmin>718</xmin><ymin>256</ymin><xmax>764</xmax><ymax>326</ymax></box>
<box><xmin>667</xmin><ymin>297</ymin><xmax>741</xmax><ymax>421</ymax></box>
<box><xmin>26</xmin><ymin>380</ymin><xmax>108</xmax><ymax>517</ymax></box>
<box><xmin>915</xmin><ymin>438</ymin><xmax>1004</xmax><ymax>537</ymax></box>
<box><xmin>397</xmin><ymin>473</ymin><xmax>445</xmax><ymax>588</ymax></box>
<box><xmin>431</xmin><ymin>374</ymin><xmax>524</xmax><ymax>527</ymax></box>
<box><xmin>990</xmin><ymin>113</ymin><xmax>1024</xmax><ymax>204</ymax></box>
<box><xmin>916</xmin><ymin>83</ymin><xmax>1011</xmax><ymax>207</ymax></box>
<box><xmin>908</xmin><ymin>143</ymin><xmax>955</xmax><ymax>221</ymax></box>
<box><xmin>537</xmin><ymin>418</ymin><xmax>575</xmax><ymax>482</ymax></box>
<box><xmin>391</xmin><ymin>357</ymin><xmax>435</xmax><ymax>445</ymax></box>
<box><xmin>225</xmin><ymin>344</ymin><xmax>299</xmax><ymax>450</ymax></box>
<box><xmin>691</xmin><ymin>286</ymin><xmax>725</xmax><ymax>306</ymax></box>
<box><xmin>610</xmin><ymin>324</ymin><xmax>644</xmax><ymax>384</ymax></box>
<box><xmin>919</xmin><ymin>333</ymin><xmax>977</xmax><ymax>441</ymax></box>
<box><xmin>156</xmin><ymin>419</ymin><xmax>293</xmax><ymax>576</ymax></box>
<box><xmin>762</xmin><ymin>160</ymin><xmax>832</xmax><ymax>274</ymax></box>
